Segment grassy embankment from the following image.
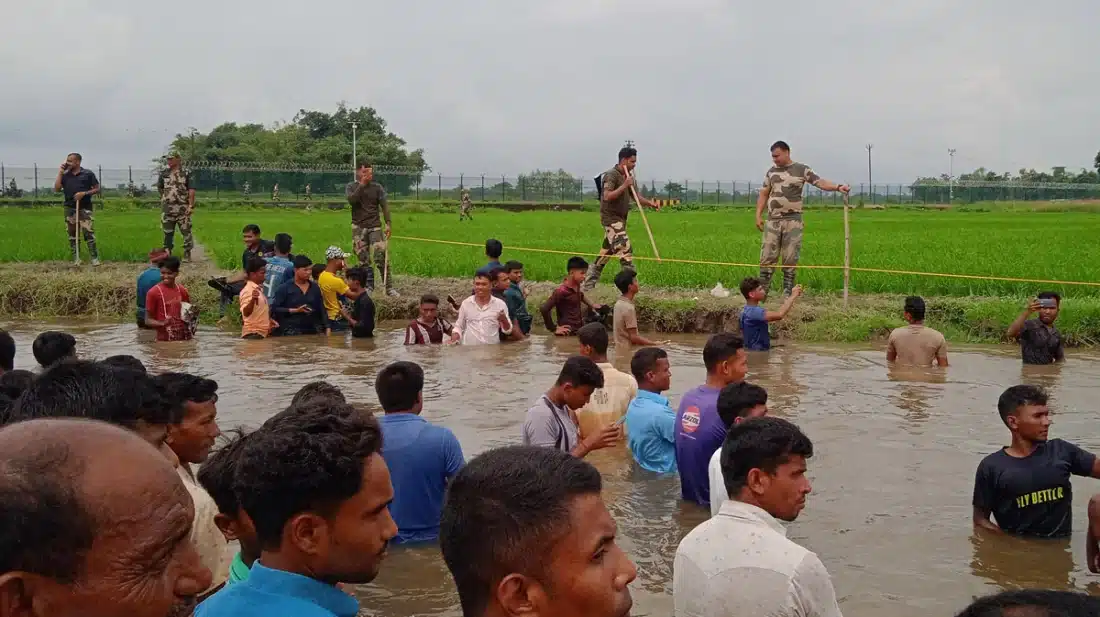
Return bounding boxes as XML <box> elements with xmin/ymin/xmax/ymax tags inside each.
<box><xmin>1</xmin><ymin>205</ymin><xmax>1098</xmax><ymax>344</ymax></box>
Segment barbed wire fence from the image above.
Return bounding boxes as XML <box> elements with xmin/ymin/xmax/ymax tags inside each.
<box><xmin>3</xmin><ymin>162</ymin><xmax>1100</xmax><ymax>207</ymax></box>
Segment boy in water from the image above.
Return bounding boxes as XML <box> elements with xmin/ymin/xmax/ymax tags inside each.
<box><xmin>144</xmin><ymin>256</ymin><xmax>194</xmax><ymax>342</ymax></box>
<box><xmin>540</xmin><ymin>256</ymin><xmax>601</xmax><ymax>336</ymax></box>
<box><xmin>738</xmin><ymin>277</ymin><xmax>803</xmax><ymax>351</ymax></box>
<box><xmin>198</xmin><ymin>430</ymin><xmax>261</xmax><ymax>586</ymax></box>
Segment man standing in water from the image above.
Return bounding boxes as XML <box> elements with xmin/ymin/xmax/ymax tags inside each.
<box><xmin>973</xmin><ymin>385</ymin><xmax>1100</xmax><ymax>570</ymax></box>
<box><xmin>347</xmin><ymin>160</ymin><xmax>398</xmax><ymax>296</ymax></box>
<box><xmin>54</xmin><ymin>152</ymin><xmax>101</xmax><ymax>266</ymax></box>
<box><xmin>158</xmin><ymin>150</ymin><xmax>196</xmax><ymax>262</ymax></box>
<box><xmin>1007</xmin><ymin>292</ymin><xmax>1064</xmax><ymax>365</ymax></box>
<box><xmin>144</xmin><ymin>256</ymin><xmax>194</xmax><ymax>342</ymax></box>
<box><xmin>756</xmin><ymin>141</ymin><xmax>849</xmax><ymax>297</ymax></box>
<box><xmin>583</xmin><ymin>146</ymin><xmax>661</xmax><ymax>292</ymax></box>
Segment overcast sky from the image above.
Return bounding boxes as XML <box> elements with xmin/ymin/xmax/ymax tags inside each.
<box><xmin>3</xmin><ymin>0</ymin><xmax>1098</xmax><ymax>183</ymax></box>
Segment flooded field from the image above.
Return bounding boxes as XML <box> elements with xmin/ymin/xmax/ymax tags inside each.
<box><xmin>5</xmin><ymin>320</ymin><xmax>1100</xmax><ymax>616</ymax></box>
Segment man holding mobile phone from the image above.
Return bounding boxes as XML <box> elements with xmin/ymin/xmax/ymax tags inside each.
<box><xmin>270</xmin><ymin>255</ymin><xmax>330</xmax><ymax>336</ymax></box>
<box><xmin>54</xmin><ymin>152</ymin><xmax>100</xmax><ymax>266</ymax></box>
<box><xmin>1007</xmin><ymin>291</ymin><xmax>1064</xmax><ymax>365</ymax></box>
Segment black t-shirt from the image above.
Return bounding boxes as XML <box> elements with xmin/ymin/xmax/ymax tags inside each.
<box><xmin>351</xmin><ymin>294</ymin><xmax>376</xmax><ymax>338</ymax></box>
<box><xmin>973</xmin><ymin>439</ymin><xmax>1095</xmax><ymax>537</ymax></box>
<box><xmin>1020</xmin><ymin>319</ymin><xmax>1064</xmax><ymax>365</ymax></box>
<box><xmin>60</xmin><ymin>168</ymin><xmax>99</xmax><ymax>209</ymax></box>
<box><xmin>241</xmin><ymin>240</ymin><xmax>276</xmax><ymax>270</ymax></box>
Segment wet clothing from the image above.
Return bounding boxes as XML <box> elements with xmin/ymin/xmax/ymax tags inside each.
<box><xmin>404</xmin><ymin>319</ymin><xmax>453</xmax><ymax>345</ymax></box>
<box><xmin>576</xmin><ymin>363</ymin><xmax>637</xmax><ymax>438</ymax></box>
<box><xmin>263</xmin><ymin>256</ymin><xmax>294</xmax><ymax>304</ymax></box>
<box><xmin>239</xmin><ymin>281</ymin><xmax>272</xmax><ymax>339</ymax></box>
<box><xmin>271</xmin><ymin>280</ymin><xmax>328</xmax><ymax>335</ymax></box>
<box><xmin>136</xmin><ymin>266</ymin><xmax>162</xmax><ymax>325</ymax></box>
<box><xmin>887</xmin><ymin>324</ymin><xmax>947</xmax><ymax>366</ymax></box>
<box><xmin>613</xmin><ymin>297</ymin><xmax>638</xmax><ymax>348</ymax></box>
<box><xmin>740</xmin><ymin>304</ymin><xmax>770</xmax><ymax>351</ymax></box>
<box><xmin>454</xmin><ymin>295</ymin><xmax>512</xmax><ymax>345</ymax></box>
<box><xmin>228</xmin><ymin>553</ymin><xmax>251</xmax><ymax>585</ymax></box>
<box><xmin>523</xmin><ymin>395</ymin><xmax>579</xmax><ymax>454</ymax></box>
<box><xmin>476</xmin><ymin>260</ymin><xmax>502</xmax><ymax>277</ymax></box>
<box><xmin>317</xmin><ymin>271</ymin><xmax>350</xmax><ymax>321</ymax></box>
<box><xmin>196</xmin><ymin>562</ymin><xmax>359</xmax><ymax>617</ymax></box>
<box><xmin>504</xmin><ymin>282</ymin><xmax>532</xmax><ymax>335</ymax></box>
<box><xmin>540</xmin><ymin>280</ymin><xmax>585</xmax><ymax>332</ymax></box>
<box><xmin>1019</xmin><ymin>319</ymin><xmax>1064</xmax><ymax>365</ymax></box>
<box><xmin>378</xmin><ymin>413</ymin><xmax>465</xmax><ymax>544</ymax></box>
<box><xmin>351</xmin><ymin>294</ymin><xmax>376</xmax><ymax>338</ymax></box>
<box><xmin>145</xmin><ymin>283</ymin><xmax>192</xmax><ymax>342</ymax></box>
<box><xmin>675</xmin><ymin>385</ymin><xmax>726</xmax><ymax>506</ymax></box>
<box><xmin>625</xmin><ymin>389</ymin><xmax>678</xmax><ymax>474</ymax></box>
<box><xmin>60</xmin><ymin>167</ymin><xmax>98</xmax><ymax>209</ymax></box>
<box><xmin>973</xmin><ymin>439</ymin><xmax>1095</xmax><ymax>538</ymax></box>
<box><xmin>242</xmin><ymin>241</ymin><xmax>276</xmax><ymax>271</ymax></box>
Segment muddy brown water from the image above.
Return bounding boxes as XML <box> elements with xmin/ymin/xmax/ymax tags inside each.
<box><xmin>5</xmin><ymin>320</ymin><xmax>1100</xmax><ymax>616</ymax></box>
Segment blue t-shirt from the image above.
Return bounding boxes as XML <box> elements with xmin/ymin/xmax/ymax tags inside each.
<box><xmin>136</xmin><ymin>266</ymin><xmax>162</xmax><ymax>319</ymax></box>
<box><xmin>740</xmin><ymin>305</ymin><xmax>770</xmax><ymax>351</ymax></box>
<box><xmin>675</xmin><ymin>385</ymin><xmax>726</xmax><ymax>506</ymax></box>
<box><xmin>197</xmin><ymin>562</ymin><xmax>359</xmax><ymax>617</ymax></box>
<box><xmin>625</xmin><ymin>390</ymin><xmax>678</xmax><ymax>473</ymax></box>
<box><xmin>475</xmin><ymin>260</ymin><xmax>502</xmax><ymax>276</ymax></box>
<box><xmin>263</xmin><ymin>256</ymin><xmax>294</xmax><ymax>304</ymax></box>
<box><xmin>378</xmin><ymin>414</ymin><xmax>465</xmax><ymax>544</ymax></box>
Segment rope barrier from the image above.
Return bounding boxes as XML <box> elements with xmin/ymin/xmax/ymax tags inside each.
<box><xmin>390</xmin><ymin>235</ymin><xmax>1100</xmax><ymax>288</ymax></box>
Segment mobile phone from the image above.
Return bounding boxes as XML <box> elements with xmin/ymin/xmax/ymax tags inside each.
<box><xmin>1038</xmin><ymin>298</ymin><xmax>1057</xmax><ymax>309</ymax></box>
<box><xmin>613</xmin><ymin>415</ymin><xmax>628</xmax><ymax>427</ymax></box>
<box><xmin>301</xmin><ymin>305</ymin><xmax>313</xmax><ymax>313</ymax></box>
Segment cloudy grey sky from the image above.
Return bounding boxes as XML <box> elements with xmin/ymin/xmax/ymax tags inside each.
<box><xmin>3</xmin><ymin>0</ymin><xmax>1098</xmax><ymax>183</ymax></box>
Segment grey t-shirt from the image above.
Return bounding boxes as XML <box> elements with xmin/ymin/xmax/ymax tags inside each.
<box><xmin>522</xmin><ymin>395</ymin><xmax>578</xmax><ymax>453</ymax></box>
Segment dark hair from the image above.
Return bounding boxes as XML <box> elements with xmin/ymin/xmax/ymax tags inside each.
<box><xmin>242</xmin><ymin>224</ymin><xmax>261</xmax><ymax>235</ymax></box>
<box><xmin>357</xmin><ymin>159</ymin><xmax>372</xmax><ymax>169</ymax></box>
<box><xmin>274</xmin><ymin>233</ymin><xmax>293</xmax><ymax>254</ymax></box>
<box><xmin>100</xmin><ymin>355</ymin><xmax>146</xmax><ymax>374</ymax></box>
<box><xmin>630</xmin><ymin>347</ymin><xmax>668</xmax><ymax>383</ymax></box>
<box><xmin>311</xmin><ymin>264</ymin><xmax>325</xmax><ymax>280</ymax></box>
<box><xmin>375</xmin><ymin>361</ymin><xmax>424</xmax><ymax>413</ymax></box>
<box><xmin>956</xmin><ymin>589</ymin><xmax>1100</xmax><ymax>617</ymax></box>
<box><xmin>440</xmin><ymin>445</ymin><xmax>602</xmax><ymax>617</ymax></box>
<box><xmin>488</xmin><ymin>266</ymin><xmax>507</xmax><ymax>281</ymax></box>
<box><xmin>0</xmin><ymin>432</ymin><xmax>95</xmax><ymax>583</ymax></box>
<box><xmin>1038</xmin><ymin>291</ymin><xmax>1061</xmax><ymax>304</ymax></box>
<box><xmin>197</xmin><ymin>428</ymin><xmax>251</xmax><ymax>516</ymax></box>
<box><xmin>160</xmin><ymin>256</ymin><xmax>181</xmax><ymax>273</ymax></box>
<box><xmin>770</xmin><ymin>140</ymin><xmax>791</xmax><ymax>152</ymax></box>
<box><xmin>245</xmin><ymin>256</ymin><xmax>267</xmax><ymax>275</ymax></box>
<box><xmin>31</xmin><ymin>331</ymin><xmax>76</xmax><ymax>369</ymax></box>
<box><xmin>703</xmin><ymin>333</ymin><xmax>744</xmax><ymax>373</ymax></box>
<box><xmin>504</xmin><ymin>260</ymin><xmax>524</xmax><ymax>273</ymax></box>
<box><xmin>474</xmin><ymin>271</ymin><xmax>492</xmax><ymax>282</ymax></box>
<box><xmin>614</xmin><ymin>269</ymin><xmax>636</xmax><ymax>295</ymax></box>
<box><xmin>68</xmin><ymin>152</ymin><xmax>83</xmax><ymax>162</ymax></box>
<box><xmin>577</xmin><ymin>322</ymin><xmax>609</xmax><ymax>355</ymax></box>
<box><xmin>0</xmin><ymin>370</ymin><xmax>35</xmax><ymax>401</ymax></box>
<box><xmin>740</xmin><ymin>277</ymin><xmax>762</xmax><ymax>300</ymax></box>
<box><xmin>292</xmin><ymin>255</ymin><xmax>313</xmax><ymax>269</ymax></box>
<box><xmin>721</xmin><ymin>417</ymin><xmax>813</xmax><ymax>496</ymax></box>
<box><xmin>154</xmin><ymin>372</ymin><xmax>219</xmax><ymax>407</ymax></box>
<box><xmin>618</xmin><ymin>146</ymin><xmax>637</xmax><ymax>161</ymax></box>
<box><xmin>290</xmin><ymin>381</ymin><xmax>346</xmax><ymax>409</ymax></box>
<box><xmin>235</xmin><ymin>401</ymin><xmax>384</xmax><ymax>549</ymax></box>
<box><xmin>0</xmin><ymin>328</ymin><xmax>14</xmax><ymax>372</ymax></box>
<box><xmin>346</xmin><ymin>267</ymin><xmax>368</xmax><ymax>286</ymax></box>
<box><xmin>485</xmin><ymin>239</ymin><xmax>503</xmax><ymax>259</ymax></box>
<box><xmin>717</xmin><ymin>382</ymin><xmax>769</xmax><ymax>429</ymax></box>
<box><xmin>903</xmin><ymin>296</ymin><xmax>926</xmax><ymax>321</ymax></box>
<box><xmin>9</xmin><ymin>360</ymin><xmax>181</xmax><ymax>428</ymax></box>
<box><xmin>420</xmin><ymin>294</ymin><xmax>440</xmax><ymax>307</ymax></box>
<box><xmin>997</xmin><ymin>385</ymin><xmax>1048</xmax><ymax>426</ymax></box>
<box><xmin>567</xmin><ymin>256</ymin><xmax>588</xmax><ymax>272</ymax></box>
<box><xmin>555</xmin><ymin>356</ymin><xmax>604</xmax><ymax>390</ymax></box>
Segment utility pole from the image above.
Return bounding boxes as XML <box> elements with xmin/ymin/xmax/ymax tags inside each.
<box><xmin>351</xmin><ymin>121</ymin><xmax>359</xmax><ymax>181</ymax></box>
<box><xmin>624</xmin><ymin>139</ymin><xmax>635</xmax><ymax>148</ymax></box>
<box><xmin>948</xmin><ymin>148</ymin><xmax>956</xmax><ymax>201</ymax></box>
<box><xmin>866</xmin><ymin>144</ymin><xmax>873</xmax><ymax>204</ymax></box>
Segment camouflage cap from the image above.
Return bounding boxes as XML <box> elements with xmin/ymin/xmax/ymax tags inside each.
<box><xmin>166</xmin><ymin>149</ymin><xmax>182</xmax><ymax>159</ymax></box>
<box><xmin>325</xmin><ymin>246</ymin><xmax>350</xmax><ymax>261</ymax></box>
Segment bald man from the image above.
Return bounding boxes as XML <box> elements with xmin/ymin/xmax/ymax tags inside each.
<box><xmin>0</xmin><ymin>419</ymin><xmax>212</xmax><ymax>617</ymax></box>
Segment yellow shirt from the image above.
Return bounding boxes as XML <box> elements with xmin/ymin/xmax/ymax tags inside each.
<box><xmin>317</xmin><ymin>271</ymin><xmax>350</xmax><ymax>321</ymax></box>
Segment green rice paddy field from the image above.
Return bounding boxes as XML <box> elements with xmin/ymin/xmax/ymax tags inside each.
<box><xmin>2</xmin><ymin>206</ymin><xmax>1099</xmax><ymax>298</ymax></box>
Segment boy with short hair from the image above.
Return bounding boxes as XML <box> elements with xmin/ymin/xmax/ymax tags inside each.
<box><xmin>239</xmin><ymin>257</ymin><xmax>276</xmax><ymax>339</ymax></box>
<box><xmin>197</xmin><ymin>429</ymin><xmax>262</xmax><ymax>586</ymax></box>
<box><xmin>138</xmin><ymin>248</ymin><xmax>170</xmax><ymax>328</ymax></box>
<box><xmin>405</xmin><ymin>295</ymin><xmax>453</xmax><ymax>345</ymax></box>
<box><xmin>503</xmin><ymin>260</ymin><xmax>533</xmax><ymax>335</ymax></box>
<box><xmin>31</xmin><ymin>331</ymin><xmax>77</xmax><ymax>368</ymax></box>
<box><xmin>540</xmin><ymin>256</ymin><xmax>601</xmax><ymax>336</ymax></box>
<box><xmin>1007</xmin><ymin>291</ymin><xmax>1065</xmax><ymax>365</ymax></box>
<box><xmin>476</xmin><ymin>238</ymin><xmax>504</xmax><ymax>276</ymax></box>
<box><xmin>707</xmin><ymin>382</ymin><xmax>769</xmax><ymax>516</ymax></box>
<box><xmin>318</xmin><ymin>246</ymin><xmax>365</xmax><ymax>332</ymax></box>
<box><xmin>887</xmin><ymin>295</ymin><xmax>948</xmax><ymax>367</ymax></box>
<box><xmin>145</xmin><ymin>256</ymin><xmax>194</xmax><ymax>342</ymax></box>
<box><xmin>738</xmin><ymin>277</ymin><xmax>803</xmax><ymax>351</ymax></box>
<box><xmin>345</xmin><ymin>267</ymin><xmax>376</xmax><ymax>338</ymax></box>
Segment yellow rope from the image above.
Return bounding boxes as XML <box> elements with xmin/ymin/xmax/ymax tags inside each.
<box><xmin>390</xmin><ymin>235</ymin><xmax>1100</xmax><ymax>288</ymax></box>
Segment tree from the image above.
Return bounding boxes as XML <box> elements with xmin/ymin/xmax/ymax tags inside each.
<box><xmin>662</xmin><ymin>182</ymin><xmax>685</xmax><ymax>198</ymax></box>
<box><xmin>164</xmin><ymin>103</ymin><xmax>428</xmax><ymax>196</ymax></box>
<box><xmin>1094</xmin><ymin>150</ymin><xmax>1100</xmax><ymax>174</ymax></box>
<box><xmin>516</xmin><ymin>169</ymin><xmax>582</xmax><ymax>201</ymax></box>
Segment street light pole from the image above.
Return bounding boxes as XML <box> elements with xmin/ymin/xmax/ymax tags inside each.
<box><xmin>351</xmin><ymin>122</ymin><xmax>359</xmax><ymax>181</ymax></box>
<box><xmin>948</xmin><ymin>148</ymin><xmax>956</xmax><ymax>201</ymax></box>
<box><xmin>866</xmin><ymin>144</ymin><xmax>873</xmax><ymax>204</ymax></box>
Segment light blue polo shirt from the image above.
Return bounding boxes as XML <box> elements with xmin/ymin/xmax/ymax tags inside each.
<box><xmin>625</xmin><ymin>389</ymin><xmax>678</xmax><ymax>474</ymax></box>
<box><xmin>196</xmin><ymin>562</ymin><xmax>358</xmax><ymax>617</ymax></box>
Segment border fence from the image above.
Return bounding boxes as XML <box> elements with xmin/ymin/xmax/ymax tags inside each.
<box><xmin>3</xmin><ymin>162</ymin><xmax>1100</xmax><ymax>206</ymax></box>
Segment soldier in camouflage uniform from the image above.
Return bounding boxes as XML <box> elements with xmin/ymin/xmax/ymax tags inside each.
<box><xmin>157</xmin><ymin>151</ymin><xmax>196</xmax><ymax>261</ymax></box>
<box><xmin>346</xmin><ymin>160</ymin><xmax>399</xmax><ymax>296</ymax></box>
<box><xmin>459</xmin><ymin>188</ymin><xmax>473</xmax><ymax>221</ymax></box>
<box><xmin>756</xmin><ymin>140</ymin><xmax>850</xmax><ymax>297</ymax></box>
<box><xmin>272</xmin><ymin>183</ymin><xmax>280</xmax><ymax>202</ymax></box>
<box><xmin>304</xmin><ymin>183</ymin><xmax>312</xmax><ymax>200</ymax></box>
<box><xmin>582</xmin><ymin>146</ymin><xmax>661</xmax><ymax>292</ymax></box>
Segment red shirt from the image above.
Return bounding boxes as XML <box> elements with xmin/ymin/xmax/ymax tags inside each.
<box><xmin>546</xmin><ymin>280</ymin><xmax>584</xmax><ymax>331</ymax></box>
<box><xmin>145</xmin><ymin>282</ymin><xmax>192</xmax><ymax>341</ymax></box>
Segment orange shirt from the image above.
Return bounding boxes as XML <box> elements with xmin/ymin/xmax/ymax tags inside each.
<box><xmin>239</xmin><ymin>281</ymin><xmax>272</xmax><ymax>338</ymax></box>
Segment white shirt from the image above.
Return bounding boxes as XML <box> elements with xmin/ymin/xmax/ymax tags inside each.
<box><xmin>674</xmin><ymin>500</ymin><xmax>843</xmax><ymax>617</ymax></box>
<box><xmin>576</xmin><ymin>363</ymin><xmax>638</xmax><ymax>438</ymax></box>
<box><xmin>453</xmin><ymin>295</ymin><xmax>512</xmax><ymax>345</ymax></box>
<box><xmin>707</xmin><ymin>449</ymin><xmax>727</xmax><ymax>517</ymax></box>
<box><xmin>178</xmin><ymin>466</ymin><xmax>231</xmax><ymax>592</ymax></box>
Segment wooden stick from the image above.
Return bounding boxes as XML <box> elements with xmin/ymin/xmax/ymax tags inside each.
<box><xmin>842</xmin><ymin>192</ymin><xmax>851</xmax><ymax>309</ymax></box>
<box><xmin>383</xmin><ymin>236</ymin><xmax>390</xmax><ymax>290</ymax></box>
<box><xmin>73</xmin><ymin>201</ymin><xmax>80</xmax><ymax>264</ymax></box>
<box><xmin>625</xmin><ymin>172</ymin><xmax>661</xmax><ymax>261</ymax></box>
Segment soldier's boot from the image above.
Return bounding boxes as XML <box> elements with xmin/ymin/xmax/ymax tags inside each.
<box><xmin>183</xmin><ymin>250</ymin><xmax>192</xmax><ymax>263</ymax></box>
<box><xmin>364</xmin><ymin>266</ymin><xmax>376</xmax><ymax>295</ymax></box>
<box><xmin>782</xmin><ymin>269</ymin><xmax>797</xmax><ymax>297</ymax></box>
<box><xmin>582</xmin><ymin>261</ymin><xmax>606</xmax><ymax>293</ymax></box>
<box><xmin>758</xmin><ymin>268</ymin><xmax>775</xmax><ymax>297</ymax></box>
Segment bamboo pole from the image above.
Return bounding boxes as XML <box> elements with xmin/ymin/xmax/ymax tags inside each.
<box><xmin>625</xmin><ymin>171</ymin><xmax>661</xmax><ymax>261</ymax></box>
<box><xmin>843</xmin><ymin>192</ymin><xmax>851</xmax><ymax>308</ymax></box>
